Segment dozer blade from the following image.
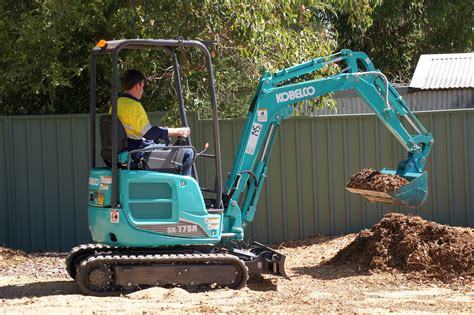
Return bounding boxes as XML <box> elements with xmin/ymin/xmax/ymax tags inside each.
<box><xmin>345</xmin><ymin>170</ymin><xmax>428</xmax><ymax>208</ymax></box>
<box><xmin>248</xmin><ymin>241</ymin><xmax>289</xmax><ymax>279</ymax></box>
<box><xmin>229</xmin><ymin>242</ymin><xmax>289</xmax><ymax>279</ymax></box>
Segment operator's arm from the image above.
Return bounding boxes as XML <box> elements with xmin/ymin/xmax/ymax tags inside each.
<box><xmin>118</xmin><ymin>98</ymin><xmax>191</xmax><ymax>140</ymax></box>
<box><xmin>167</xmin><ymin>127</ymin><xmax>191</xmax><ymax>138</ymax></box>
<box><xmin>143</xmin><ymin>126</ymin><xmax>190</xmax><ymax>140</ymax></box>
<box><xmin>143</xmin><ymin>126</ymin><xmax>169</xmax><ymax>141</ymax></box>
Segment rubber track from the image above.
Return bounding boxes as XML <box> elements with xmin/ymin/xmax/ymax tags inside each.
<box><xmin>66</xmin><ymin>243</ymin><xmax>116</xmax><ymax>279</ymax></box>
<box><xmin>75</xmin><ymin>253</ymin><xmax>249</xmax><ymax>296</ymax></box>
<box><xmin>66</xmin><ymin>243</ymin><xmax>219</xmax><ymax>279</ymax></box>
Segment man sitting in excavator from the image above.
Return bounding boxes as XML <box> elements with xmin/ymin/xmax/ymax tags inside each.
<box><xmin>115</xmin><ymin>69</ymin><xmax>194</xmax><ymax>176</ymax></box>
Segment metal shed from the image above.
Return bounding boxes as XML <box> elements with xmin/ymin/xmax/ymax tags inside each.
<box><xmin>406</xmin><ymin>52</ymin><xmax>474</xmax><ymax>112</ymax></box>
<box><xmin>410</xmin><ymin>53</ymin><xmax>474</xmax><ymax>89</ymax></box>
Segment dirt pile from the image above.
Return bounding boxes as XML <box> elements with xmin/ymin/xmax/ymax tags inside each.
<box><xmin>346</xmin><ymin>168</ymin><xmax>409</xmax><ymax>192</ymax></box>
<box><xmin>328</xmin><ymin>213</ymin><xmax>474</xmax><ymax>282</ymax></box>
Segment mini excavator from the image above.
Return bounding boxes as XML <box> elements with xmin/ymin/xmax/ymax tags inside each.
<box><xmin>67</xmin><ymin>39</ymin><xmax>433</xmax><ymax>295</ymax></box>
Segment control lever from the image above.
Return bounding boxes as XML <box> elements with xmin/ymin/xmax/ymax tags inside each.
<box><xmin>196</xmin><ymin>143</ymin><xmax>209</xmax><ymax>157</ymax></box>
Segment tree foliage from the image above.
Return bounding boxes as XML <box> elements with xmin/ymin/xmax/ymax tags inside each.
<box><xmin>331</xmin><ymin>0</ymin><xmax>473</xmax><ymax>83</ymax></box>
<box><xmin>0</xmin><ymin>1</ymin><xmax>128</xmax><ymax>115</ymax></box>
<box><xmin>0</xmin><ymin>0</ymin><xmax>338</xmax><ymax>119</ymax></box>
<box><xmin>1</xmin><ymin>0</ymin><xmax>472</xmax><ymax>117</ymax></box>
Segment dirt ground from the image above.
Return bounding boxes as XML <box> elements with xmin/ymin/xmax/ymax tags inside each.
<box><xmin>1</xmin><ymin>213</ymin><xmax>473</xmax><ymax>314</ymax></box>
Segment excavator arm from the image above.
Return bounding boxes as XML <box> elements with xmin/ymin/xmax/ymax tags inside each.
<box><xmin>222</xmin><ymin>50</ymin><xmax>433</xmax><ymax>239</ymax></box>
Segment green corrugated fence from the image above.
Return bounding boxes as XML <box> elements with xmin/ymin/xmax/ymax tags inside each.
<box><xmin>1</xmin><ymin>110</ymin><xmax>473</xmax><ymax>251</ymax></box>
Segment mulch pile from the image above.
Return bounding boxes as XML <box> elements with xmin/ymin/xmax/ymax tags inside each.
<box><xmin>328</xmin><ymin>213</ymin><xmax>474</xmax><ymax>282</ymax></box>
<box><xmin>0</xmin><ymin>247</ymin><xmax>30</xmax><ymax>268</ymax></box>
<box><xmin>0</xmin><ymin>247</ymin><xmax>66</xmax><ymax>277</ymax></box>
<box><xmin>346</xmin><ymin>168</ymin><xmax>409</xmax><ymax>192</ymax></box>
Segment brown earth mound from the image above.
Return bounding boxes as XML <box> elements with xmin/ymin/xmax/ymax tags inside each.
<box><xmin>328</xmin><ymin>213</ymin><xmax>474</xmax><ymax>283</ymax></box>
<box><xmin>346</xmin><ymin>168</ymin><xmax>409</xmax><ymax>192</ymax></box>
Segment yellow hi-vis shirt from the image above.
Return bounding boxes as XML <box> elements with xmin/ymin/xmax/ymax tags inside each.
<box><xmin>109</xmin><ymin>94</ymin><xmax>153</xmax><ymax>140</ymax></box>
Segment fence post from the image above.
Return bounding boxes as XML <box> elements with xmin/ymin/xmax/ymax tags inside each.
<box><xmin>4</xmin><ymin>116</ymin><xmax>15</xmax><ymax>247</ymax></box>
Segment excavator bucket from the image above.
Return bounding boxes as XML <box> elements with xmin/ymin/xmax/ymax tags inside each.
<box><xmin>345</xmin><ymin>169</ymin><xmax>428</xmax><ymax>208</ymax></box>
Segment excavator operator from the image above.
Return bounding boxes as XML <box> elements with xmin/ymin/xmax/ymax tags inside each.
<box><xmin>114</xmin><ymin>69</ymin><xmax>194</xmax><ymax>176</ymax></box>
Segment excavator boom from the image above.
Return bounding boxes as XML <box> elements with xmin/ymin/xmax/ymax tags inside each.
<box><xmin>222</xmin><ymin>50</ymin><xmax>433</xmax><ymax>238</ymax></box>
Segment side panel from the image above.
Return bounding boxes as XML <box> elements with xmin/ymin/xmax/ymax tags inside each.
<box><xmin>88</xmin><ymin>170</ymin><xmax>221</xmax><ymax>247</ymax></box>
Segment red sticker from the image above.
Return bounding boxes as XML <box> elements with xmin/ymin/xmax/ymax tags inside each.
<box><xmin>110</xmin><ymin>209</ymin><xmax>119</xmax><ymax>223</ymax></box>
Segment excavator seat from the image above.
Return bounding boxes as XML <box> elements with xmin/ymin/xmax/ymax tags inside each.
<box><xmin>99</xmin><ymin>115</ymin><xmax>128</xmax><ymax>168</ymax></box>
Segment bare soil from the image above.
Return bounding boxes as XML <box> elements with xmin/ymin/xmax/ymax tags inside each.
<box><xmin>1</xmin><ymin>213</ymin><xmax>473</xmax><ymax>314</ymax></box>
<box><xmin>347</xmin><ymin>168</ymin><xmax>409</xmax><ymax>192</ymax></box>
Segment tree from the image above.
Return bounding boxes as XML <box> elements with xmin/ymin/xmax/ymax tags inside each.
<box><xmin>329</xmin><ymin>0</ymin><xmax>473</xmax><ymax>83</ymax></box>
<box><xmin>0</xmin><ymin>0</ymin><xmax>339</xmax><ymax>119</ymax></box>
<box><xmin>0</xmin><ymin>1</ymin><xmax>128</xmax><ymax>115</ymax></box>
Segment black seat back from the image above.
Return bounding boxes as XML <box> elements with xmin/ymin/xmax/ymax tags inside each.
<box><xmin>100</xmin><ymin>115</ymin><xmax>128</xmax><ymax>166</ymax></box>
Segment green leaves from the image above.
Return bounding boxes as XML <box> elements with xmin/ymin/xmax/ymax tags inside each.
<box><xmin>0</xmin><ymin>0</ymin><xmax>339</xmax><ymax>119</ymax></box>
<box><xmin>4</xmin><ymin>1</ymin><xmax>470</xmax><ymax>118</ymax></box>
<box><xmin>331</xmin><ymin>0</ymin><xmax>473</xmax><ymax>82</ymax></box>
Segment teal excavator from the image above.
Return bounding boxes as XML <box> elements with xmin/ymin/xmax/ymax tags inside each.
<box><xmin>66</xmin><ymin>39</ymin><xmax>433</xmax><ymax>295</ymax></box>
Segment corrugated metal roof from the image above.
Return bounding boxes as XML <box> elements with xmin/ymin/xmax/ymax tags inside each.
<box><xmin>410</xmin><ymin>53</ymin><xmax>474</xmax><ymax>89</ymax></box>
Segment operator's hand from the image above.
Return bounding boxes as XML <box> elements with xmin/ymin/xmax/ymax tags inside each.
<box><xmin>178</xmin><ymin>127</ymin><xmax>191</xmax><ymax>138</ymax></box>
<box><xmin>169</xmin><ymin>127</ymin><xmax>191</xmax><ymax>138</ymax></box>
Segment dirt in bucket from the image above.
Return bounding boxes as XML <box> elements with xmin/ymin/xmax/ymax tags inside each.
<box><xmin>346</xmin><ymin>168</ymin><xmax>409</xmax><ymax>192</ymax></box>
<box><xmin>327</xmin><ymin>213</ymin><xmax>474</xmax><ymax>283</ymax></box>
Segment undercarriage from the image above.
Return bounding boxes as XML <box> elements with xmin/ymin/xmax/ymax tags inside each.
<box><xmin>66</xmin><ymin>243</ymin><xmax>287</xmax><ymax>296</ymax></box>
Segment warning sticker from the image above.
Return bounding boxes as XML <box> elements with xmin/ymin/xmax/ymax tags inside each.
<box><xmin>97</xmin><ymin>193</ymin><xmax>104</xmax><ymax>205</ymax></box>
<box><xmin>89</xmin><ymin>177</ymin><xmax>99</xmax><ymax>186</ymax></box>
<box><xmin>100</xmin><ymin>176</ymin><xmax>112</xmax><ymax>184</ymax></box>
<box><xmin>100</xmin><ymin>184</ymin><xmax>109</xmax><ymax>191</ymax></box>
<box><xmin>245</xmin><ymin>122</ymin><xmax>262</xmax><ymax>155</ymax></box>
<box><xmin>257</xmin><ymin>108</ymin><xmax>268</xmax><ymax>122</ymax></box>
<box><xmin>205</xmin><ymin>217</ymin><xmax>221</xmax><ymax>230</ymax></box>
<box><xmin>110</xmin><ymin>209</ymin><xmax>119</xmax><ymax>223</ymax></box>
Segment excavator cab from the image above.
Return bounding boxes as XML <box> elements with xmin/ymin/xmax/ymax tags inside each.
<box><xmin>87</xmin><ymin>39</ymin><xmax>226</xmax><ymax>247</ymax></box>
